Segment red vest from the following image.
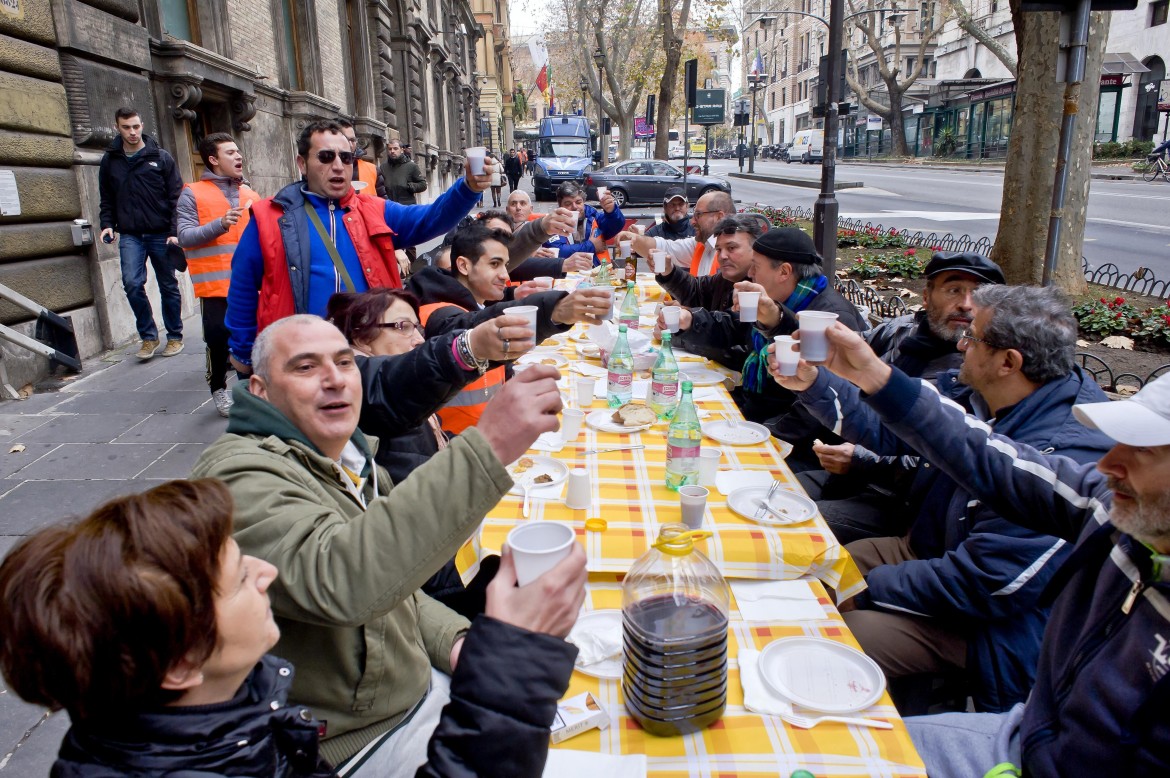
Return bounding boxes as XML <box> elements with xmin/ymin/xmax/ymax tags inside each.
<box><xmin>250</xmin><ymin>191</ymin><xmax>402</xmax><ymax>335</ymax></box>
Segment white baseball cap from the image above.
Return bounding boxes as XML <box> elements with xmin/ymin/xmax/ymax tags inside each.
<box><xmin>1073</xmin><ymin>373</ymin><xmax>1170</xmax><ymax>446</ymax></box>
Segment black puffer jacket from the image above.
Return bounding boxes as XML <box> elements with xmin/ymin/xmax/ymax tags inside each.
<box><xmin>98</xmin><ymin>134</ymin><xmax>184</xmax><ymax>235</ymax></box>
<box><xmin>51</xmin><ymin>655</ymin><xmax>334</xmax><ymax>777</ymax></box>
<box><xmin>655</xmin><ymin>265</ymin><xmax>735</xmax><ymax>311</ymax></box>
<box><xmin>51</xmin><ymin>618</ymin><xmax>578</xmax><ymax>778</ymax></box>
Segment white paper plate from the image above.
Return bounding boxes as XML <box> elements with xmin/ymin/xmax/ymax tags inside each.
<box><xmin>702</xmin><ymin>420</ymin><xmax>770</xmax><ymax>446</ymax></box>
<box><xmin>576</xmin><ymin>342</ymin><xmax>602</xmax><ymax>360</ymax></box>
<box><xmin>681</xmin><ymin>368</ymin><xmax>727</xmax><ymax>387</ymax></box>
<box><xmin>517</xmin><ymin>352</ymin><xmax>567</xmax><ymax>368</ymax></box>
<box><xmin>757</xmin><ymin>637</ymin><xmax>886</xmax><ymax>714</ymax></box>
<box><xmin>586</xmin><ymin>408</ymin><xmax>652</xmax><ymax>434</ymax></box>
<box><xmin>568</xmin><ymin>328</ymin><xmax>593</xmax><ymax>342</ymax></box>
<box><xmin>507</xmin><ymin>456</ymin><xmax>569</xmax><ymax>495</ymax></box>
<box><xmin>568</xmin><ymin>610</ymin><xmax>623</xmax><ymax>679</ymax></box>
<box><xmin>726</xmin><ymin>485</ymin><xmax>817</xmax><ymax>526</ymax></box>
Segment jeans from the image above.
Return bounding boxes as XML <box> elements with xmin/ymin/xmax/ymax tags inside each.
<box><xmin>119</xmin><ymin>233</ymin><xmax>183</xmax><ymax>342</ymax></box>
<box><xmin>201</xmin><ymin>297</ymin><xmax>230</xmax><ymax>392</ymax></box>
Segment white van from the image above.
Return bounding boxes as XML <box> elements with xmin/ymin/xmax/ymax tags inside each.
<box><xmin>788</xmin><ymin>130</ymin><xmax>824</xmax><ymax>164</ymax></box>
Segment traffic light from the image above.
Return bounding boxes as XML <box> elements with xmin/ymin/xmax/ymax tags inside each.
<box><xmin>602</xmin><ymin>117</ymin><xmax>611</xmax><ymax>135</ymax></box>
<box><xmin>685</xmin><ymin>59</ymin><xmax>698</xmax><ymax>108</ymax></box>
<box><xmin>646</xmin><ymin>95</ymin><xmax>656</xmax><ymax>126</ymax></box>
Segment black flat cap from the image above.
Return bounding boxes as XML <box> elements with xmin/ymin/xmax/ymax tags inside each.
<box><xmin>753</xmin><ymin>227</ymin><xmax>822</xmax><ymax>265</ymax></box>
<box><xmin>924</xmin><ymin>251</ymin><xmax>1005</xmax><ymax>284</ymax></box>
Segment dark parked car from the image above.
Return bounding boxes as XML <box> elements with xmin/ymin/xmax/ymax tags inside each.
<box><xmin>583</xmin><ymin>160</ymin><xmax>731</xmax><ymax>207</ymax></box>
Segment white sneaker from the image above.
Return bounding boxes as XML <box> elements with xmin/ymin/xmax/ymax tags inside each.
<box><xmin>212</xmin><ymin>388</ymin><xmax>233</xmax><ymax>418</ymax></box>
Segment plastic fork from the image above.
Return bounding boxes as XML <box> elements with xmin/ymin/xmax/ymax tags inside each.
<box><xmin>755</xmin><ymin>480</ymin><xmax>780</xmax><ymax>520</ymax></box>
<box><xmin>778</xmin><ymin>708</ymin><xmax>892</xmax><ymax>730</ymax></box>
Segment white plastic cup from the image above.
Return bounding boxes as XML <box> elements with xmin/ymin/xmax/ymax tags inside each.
<box><xmin>774</xmin><ymin>335</ymin><xmax>799</xmax><ymax>377</ymax></box>
<box><xmin>507</xmin><ymin>521</ymin><xmax>576</xmax><ymax>586</ymax></box>
<box><xmin>596</xmin><ymin>186</ymin><xmax>608</xmax><ymax>201</ymax></box>
<box><xmin>510</xmin><ymin>305</ymin><xmax>539</xmax><ymax>346</ymax></box>
<box><xmin>533</xmin><ymin>276</ymin><xmax>555</xmax><ymax>290</ymax></box>
<box><xmin>574</xmin><ymin>376</ymin><xmax>597</xmax><ymax>408</ymax></box>
<box><xmin>465</xmin><ymin>146</ymin><xmax>486</xmax><ymax>175</ymax></box>
<box><xmin>661</xmin><ymin>305</ymin><xmax>681</xmax><ymax>333</ymax></box>
<box><xmin>619</xmin><ymin>240</ymin><xmax>632</xmax><ymax>259</ymax></box>
<box><xmin>565</xmin><ymin>469</ymin><xmax>591</xmax><ymax>510</ymax></box>
<box><xmin>678</xmin><ymin>486</ymin><xmax>709</xmax><ymax>530</ymax></box>
<box><xmin>632</xmin><ymin>224</ymin><xmax>646</xmax><ymax>235</ymax></box>
<box><xmin>599</xmin><ymin>288</ymin><xmax>614</xmax><ymax>321</ymax></box>
<box><xmin>651</xmin><ymin>250</ymin><xmax>667</xmax><ymax>274</ymax></box>
<box><xmin>796</xmin><ymin>311</ymin><xmax>839</xmax><ymax>363</ymax></box>
<box><xmin>655</xmin><ymin>214</ymin><xmax>665</xmax><ymax>226</ymax></box>
<box><xmin>737</xmin><ymin>291</ymin><xmax>761</xmax><ymax>324</ymax></box>
<box><xmin>698</xmin><ymin>450</ymin><xmax>720</xmax><ymax>487</ymax></box>
<box><xmin>561</xmin><ymin>408</ymin><xmax>585</xmax><ymax>442</ymax></box>
<box><xmin>351</xmin><ymin>181</ymin><xmax>369</xmax><ymax>191</ymax></box>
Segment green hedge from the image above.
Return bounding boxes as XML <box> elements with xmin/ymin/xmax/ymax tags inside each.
<box><xmin>1092</xmin><ymin>139</ymin><xmax>1155</xmax><ymax>159</ymax></box>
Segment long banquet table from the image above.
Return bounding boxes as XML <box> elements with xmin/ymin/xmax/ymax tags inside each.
<box><xmin>455</xmin><ymin>274</ymin><xmax>927</xmax><ymax>777</ymax></box>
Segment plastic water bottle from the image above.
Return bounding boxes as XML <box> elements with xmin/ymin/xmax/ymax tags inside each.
<box><xmin>665</xmin><ymin>381</ymin><xmax>700</xmax><ymax>490</ymax></box>
<box><xmin>607</xmin><ymin>324</ymin><xmax>634</xmax><ymax>408</ymax></box>
<box><xmin>595</xmin><ymin>260</ymin><xmax>614</xmax><ymax>320</ymax></box>
<box><xmin>649</xmin><ymin>331</ymin><xmax>680</xmax><ymax>420</ymax></box>
<box><xmin>618</xmin><ymin>281</ymin><xmax>640</xmax><ymax>330</ymax></box>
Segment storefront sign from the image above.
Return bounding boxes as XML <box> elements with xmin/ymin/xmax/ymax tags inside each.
<box><xmin>866</xmin><ymin>115</ymin><xmax>883</xmax><ymax>131</ymax></box>
<box><xmin>969</xmin><ymin>81</ymin><xmax>1016</xmax><ymax>102</ymax></box>
<box><xmin>1100</xmin><ymin>74</ymin><xmax>1125</xmax><ymax>87</ymax></box>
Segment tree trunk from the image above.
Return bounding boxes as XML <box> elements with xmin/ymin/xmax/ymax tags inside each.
<box><xmin>990</xmin><ymin>5</ymin><xmax>1105</xmax><ymax>292</ymax></box>
<box><xmin>654</xmin><ymin>0</ymin><xmax>690</xmax><ymax>159</ymax></box>
<box><xmin>885</xmin><ymin>82</ymin><xmax>909</xmax><ymax>156</ymax></box>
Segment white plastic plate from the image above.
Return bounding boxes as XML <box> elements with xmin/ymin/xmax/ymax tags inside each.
<box><xmin>507</xmin><ymin>456</ymin><xmax>569</xmax><ymax>495</ymax></box>
<box><xmin>726</xmin><ymin>485</ymin><xmax>817</xmax><ymax>526</ymax></box>
<box><xmin>586</xmin><ymin>408</ymin><xmax>652</xmax><ymax>434</ymax></box>
<box><xmin>568</xmin><ymin>610</ymin><xmax>624</xmax><ymax>679</ymax></box>
<box><xmin>702</xmin><ymin>420</ymin><xmax>770</xmax><ymax>446</ymax></box>
<box><xmin>757</xmin><ymin>636</ymin><xmax>886</xmax><ymax>713</ymax></box>
<box><xmin>680</xmin><ymin>368</ymin><xmax>727</xmax><ymax>386</ymax></box>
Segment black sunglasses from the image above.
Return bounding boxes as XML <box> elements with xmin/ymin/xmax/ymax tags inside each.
<box><xmin>316</xmin><ymin>149</ymin><xmax>355</xmax><ymax>165</ymax></box>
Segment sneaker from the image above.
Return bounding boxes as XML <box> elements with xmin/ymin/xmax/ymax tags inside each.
<box><xmin>212</xmin><ymin>388</ymin><xmax>233</xmax><ymax>418</ymax></box>
<box><xmin>160</xmin><ymin>340</ymin><xmax>184</xmax><ymax>357</ymax></box>
<box><xmin>135</xmin><ymin>339</ymin><xmax>160</xmax><ymax>360</ymax></box>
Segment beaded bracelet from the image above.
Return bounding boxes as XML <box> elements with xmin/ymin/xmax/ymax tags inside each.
<box><xmin>451</xmin><ymin>337</ymin><xmax>473</xmax><ymax>372</ymax></box>
<box><xmin>457</xmin><ymin>331</ymin><xmax>488</xmax><ymax>374</ymax></box>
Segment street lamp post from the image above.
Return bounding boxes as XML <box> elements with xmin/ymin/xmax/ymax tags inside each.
<box><xmin>592</xmin><ymin>47</ymin><xmax>608</xmax><ymax>167</ymax></box>
<box><xmin>736</xmin><ymin>98</ymin><xmax>749</xmax><ymax>172</ymax></box>
<box><xmin>748</xmin><ymin>74</ymin><xmax>766</xmax><ymax>173</ymax></box>
<box><xmin>579</xmin><ymin>77</ymin><xmax>588</xmax><ymax>118</ymax></box>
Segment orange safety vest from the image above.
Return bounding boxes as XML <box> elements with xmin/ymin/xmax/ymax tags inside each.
<box><xmin>689</xmin><ymin>240</ymin><xmax>719</xmax><ymax>276</ymax></box>
<box><xmin>356</xmin><ymin>159</ymin><xmax>378</xmax><ymax>192</ymax></box>
<box><xmin>418</xmin><ymin>302</ymin><xmax>505</xmax><ymax>434</ymax></box>
<box><xmin>185</xmin><ymin>180</ymin><xmax>259</xmax><ymax>298</ymax></box>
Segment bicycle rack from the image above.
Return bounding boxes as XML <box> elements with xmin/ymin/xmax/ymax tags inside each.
<box><xmin>0</xmin><ymin>282</ymin><xmax>82</xmax><ymax>400</ymax></box>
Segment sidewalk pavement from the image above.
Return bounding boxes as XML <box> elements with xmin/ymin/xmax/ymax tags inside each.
<box><xmin>0</xmin><ymin>312</ymin><xmax>226</xmax><ymax>773</ymax></box>
<box><xmin>824</xmin><ymin>158</ymin><xmax>1142</xmax><ymax>181</ymax></box>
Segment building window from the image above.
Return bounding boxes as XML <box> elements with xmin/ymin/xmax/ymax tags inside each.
<box><xmin>770</xmin><ymin>91</ymin><xmax>776</xmax><ymax>110</ymax></box>
<box><xmin>160</xmin><ymin>0</ymin><xmax>198</xmax><ymax>42</ymax></box>
<box><xmin>1153</xmin><ymin>0</ymin><xmax>1168</xmax><ymax>26</ymax></box>
<box><xmin>782</xmin><ymin>87</ymin><xmax>787</xmax><ymax>104</ymax></box>
<box><xmin>279</xmin><ymin>0</ymin><xmax>304</xmax><ymax>91</ymax></box>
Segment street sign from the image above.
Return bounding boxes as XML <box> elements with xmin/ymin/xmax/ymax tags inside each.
<box><xmin>693</xmin><ymin>89</ymin><xmax>726</xmax><ymax>125</ymax></box>
<box><xmin>866</xmin><ymin>115</ymin><xmax>883</xmax><ymax>131</ymax></box>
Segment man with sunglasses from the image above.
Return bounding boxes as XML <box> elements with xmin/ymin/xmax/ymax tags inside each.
<box><xmin>770</xmin><ymin>284</ymin><xmax>1113</xmax><ymax>716</ymax></box>
<box><xmin>650</xmin><ymin>214</ymin><xmax>762</xmax><ymax>315</ymax></box>
<box><xmin>226</xmin><ymin>119</ymin><xmax>495</xmax><ymax>374</ymax></box>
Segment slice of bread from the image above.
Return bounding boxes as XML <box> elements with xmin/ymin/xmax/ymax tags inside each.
<box><xmin>611</xmin><ymin>402</ymin><xmax>656</xmax><ymax>427</ymax></box>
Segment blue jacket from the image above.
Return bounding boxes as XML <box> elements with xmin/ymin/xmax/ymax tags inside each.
<box><xmin>797</xmin><ymin>366</ymin><xmax>1114</xmax><ymax>711</ymax></box>
<box><xmin>860</xmin><ymin>367</ymin><xmax>1170</xmax><ymax>777</ymax></box>
<box><xmin>227</xmin><ymin>179</ymin><xmax>479</xmax><ymax>363</ymax></box>
<box><xmin>542</xmin><ymin>204</ymin><xmax>625</xmax><ymax>259</ymax></box>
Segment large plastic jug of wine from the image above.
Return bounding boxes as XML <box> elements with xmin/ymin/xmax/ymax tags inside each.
<box><xmin>621</xmin><ymin>524</ymin><xmax>730</xmax><ymax>736</ymax></box>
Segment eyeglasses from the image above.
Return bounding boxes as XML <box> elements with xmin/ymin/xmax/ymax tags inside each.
<box><xmin>376</xmin><ymin>320</ymin><xmax>425</xmax><ymax>336</ymax></box>
<box><xmin>715</xmin><ymin>226</ymin><xmax>746</xmax><ymax>236</ymax></box>
<box><xmin>693</xmin><ymin>209</ymin><xmax>720</xmax><ymax>217</ymax></box>
<box><xmin>958</xmin><ymin>329</ymin><xmax>999</xmax><ymax>349</ymax></box>
<box><xmin>315</xmin><ymin>149</ymin><xmax>355</xmax><ymax>165</ymax></box>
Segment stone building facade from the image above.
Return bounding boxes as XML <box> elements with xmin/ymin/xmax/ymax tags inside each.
<box><xmin>0</xmin><ymin>0</ymin><xmax>487</xmax><ymax>389</ymax></box>
<box><xmin>474</xmin><ymin>0</ymin><xmax>514</xmax><ymax>154</ymax></box>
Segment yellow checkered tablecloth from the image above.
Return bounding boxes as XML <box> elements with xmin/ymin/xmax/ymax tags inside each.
<box><xmin>455</xmin><ymin>322</ymin><xmax>866</xmax><ymax>599</ymax></box>
<box><xmin>555</xmin><ymin>577</ymin><xmax>927</xmax><ymax>777</ymax></box>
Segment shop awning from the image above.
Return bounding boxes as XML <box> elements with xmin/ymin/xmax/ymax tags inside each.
<box><xmin>1102</xmin><ymin>53</ymin><xmax>1150</xmax><ymax>76</ymax></box>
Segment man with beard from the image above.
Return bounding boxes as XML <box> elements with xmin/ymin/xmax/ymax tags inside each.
<box><xmin>651</xmin><ymin>214</ymin><xmax>761</xmax><ymax>314</ymax></box>
<box><xmin>645</xmin><ymin>187</ymin><xmax>694</xmax><ymax>240</ymax></box>
<box><xmin>381</xmin><ymin>137</ymin><xmax>427</xmax><ymax>206</ymax></box>
<box><xmin>621</xmin><ymin>190</ymin><xmax>731</xmax><ymax>276</ymax></box>
<box><xmin>770</xmin><ymin>285</ymin><xmax>1113</xmax><ymax>716</ymax></box>
<box><xmin>798</xmin><ymin>252</ymin><xmax>1005</xmax><ymax>542</ymax></box>
<box><xmin>773</xmin><ymin>322</ymin><xmax>1170</xmax><ymax>777</ymax></box>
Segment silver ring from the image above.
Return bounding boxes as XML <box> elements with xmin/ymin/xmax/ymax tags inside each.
<box><xmin>503</xmin><ymin>338</ymin><xmax>510</xmax><ymax>355</ymax></box>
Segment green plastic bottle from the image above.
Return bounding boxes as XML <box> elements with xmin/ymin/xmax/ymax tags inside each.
<box><xmin>649</xmin><ymin>331</ymin><xmax>680</xmax><ymax>420</ymax></box>
<box><xmin>607</xmin><ymin>324</ymin><xmax>634</xmax><ymax>408</ymax></box>
<box><xmin>665</xmin><ymin>381</ymin><xmax>701</xmax><ymax>490</ymax></box>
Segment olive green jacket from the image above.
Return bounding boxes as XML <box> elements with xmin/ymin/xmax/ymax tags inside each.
<box><xmin>191</xmin><ymin>384</ymin><xmax>512</xmax><ymax>765</ymax></box>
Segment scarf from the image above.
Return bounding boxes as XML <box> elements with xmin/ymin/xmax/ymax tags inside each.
<box><xmin>742</xmin><ymin>275</ymin><xmax>828</xmax><ymax>393</ymax></box>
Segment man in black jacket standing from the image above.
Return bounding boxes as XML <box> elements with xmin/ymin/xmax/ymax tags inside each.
<box><xmin>99</xmin><ymin>107</ymin><xmax>185</xmax><ymax>360</ymax></box>
<box><xmin>381</xmin><ymin>137</ymin><xmax>428</xmax><ymax>205</ymax></box>
<box><xmin>645</xmin><ymin>187</ymin><xmax>695</xmax><ymax>240</ymax></box>
<box><xmin>504</xmin><ymin>149</ymin><xmax>524</xmax><ymax>192</ymax></box>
